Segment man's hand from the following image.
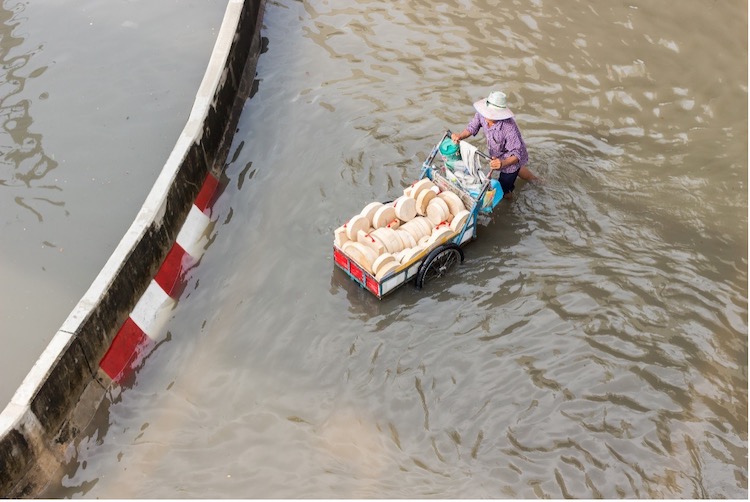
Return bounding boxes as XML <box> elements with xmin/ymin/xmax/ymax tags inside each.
<box><xmin>490</xmin><ymin>157</ymin><xmax>502</xmax><ymax>170</ymax></box>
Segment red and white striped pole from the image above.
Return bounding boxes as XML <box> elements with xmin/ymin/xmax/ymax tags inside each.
<box><xmin>98</xmin><ymin>172</ymin><xmax>220</xmax><ymax>382</ymax></box>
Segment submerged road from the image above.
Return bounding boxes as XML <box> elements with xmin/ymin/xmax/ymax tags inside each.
<box><xmin>44</xmin><ymin>0</ymin><xmax>748</xmax><ymax>498</ymax></box>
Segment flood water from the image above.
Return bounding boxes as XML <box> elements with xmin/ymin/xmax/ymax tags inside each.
<box><xmin>45</xmin><ymin>0</ymin><xmax>746</xmax><ymax>498</ymax></box>
<box><xmin>0</xmin><ymin>0</ymin><xmax>226</xmax><ymax>407</ymax></box>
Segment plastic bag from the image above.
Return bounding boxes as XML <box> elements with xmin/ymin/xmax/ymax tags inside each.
<box><xmin>470</xmin><ymin>179</ymin><xmax>503</xmax><ymax>213</ymax></box>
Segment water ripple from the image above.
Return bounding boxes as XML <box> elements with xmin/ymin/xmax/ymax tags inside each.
<box><xmin>46</xmin><ymin>0</ymin><xmax>747</xmax><ymax>498</ymax></box>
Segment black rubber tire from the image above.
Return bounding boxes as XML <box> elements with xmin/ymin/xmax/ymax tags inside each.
<box><xmin>415</xmin><ymin>243</ymin><xmax>464</xmax><ymax>289</ymax></box>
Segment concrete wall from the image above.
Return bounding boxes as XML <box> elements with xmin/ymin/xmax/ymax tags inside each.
<box><xmin>0</xmin><ymin>0</ymin><xmax>265</xmax><ymax>496</ymax></box>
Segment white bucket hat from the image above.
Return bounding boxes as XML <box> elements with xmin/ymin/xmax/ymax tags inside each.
<box><xmin>473</xmin><ymin>90</ymin><xmax>514</xmax><ymax>120</ymax></box>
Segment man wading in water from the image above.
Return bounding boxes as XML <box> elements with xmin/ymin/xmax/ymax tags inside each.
<box><xmin>452</xmin><ymin>90</ymin><xmax>539</xmax><ymax>198</ymax></box>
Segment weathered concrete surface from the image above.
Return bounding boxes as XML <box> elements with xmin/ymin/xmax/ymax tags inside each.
<box><xmin>0</xmin><ymin>0</ymin><xmax>265</xmax><ymax>496</ymax></box>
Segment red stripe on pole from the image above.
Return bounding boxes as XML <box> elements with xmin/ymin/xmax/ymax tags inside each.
<box><xmin>194</xmin><ymin>173</ymin><xmax>219</xmax><ymax>212</ymax></box>
<box><xmin>99</xmin><ymin>318</ymin><xmax>149</xmax><ymax>381</ymax></box>
<box><xmin>154</xmin><ymin>243</ymin><xmax>189</xmax><ymax>296</ymax></box>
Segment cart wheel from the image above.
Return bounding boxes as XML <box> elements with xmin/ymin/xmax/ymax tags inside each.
<box><xmin>415</xmin><ymin>243</ymin><xmax>464</xmax><ymax>289</ymax></box>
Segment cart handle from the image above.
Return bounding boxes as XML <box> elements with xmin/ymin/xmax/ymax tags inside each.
<box><xmin>421</xmin><ymin>130</ymin><xmax>496</xmax><ymax>177</ymax></box>
<box><xmin>420</xmin><ymin>130</ymin><xmax>451</xmax><ymax>178</ymax></box>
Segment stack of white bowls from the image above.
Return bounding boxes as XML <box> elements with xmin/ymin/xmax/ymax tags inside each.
<box><xmin>334</xmin><ymin>180</ymin><xmax>471</xmax><ymax>280</ymax></box>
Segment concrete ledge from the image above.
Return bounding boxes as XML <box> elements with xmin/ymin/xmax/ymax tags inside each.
<box><xmin>0</xmin><ymin>0</ymin><xmax>266</xmax><ymax>496</ymax></box>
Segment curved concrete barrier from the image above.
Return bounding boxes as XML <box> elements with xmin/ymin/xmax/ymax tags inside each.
<box><xmin>0</xmin><ymin>0</ymin><xmax>266</xmax><ymax>496</ymax></box>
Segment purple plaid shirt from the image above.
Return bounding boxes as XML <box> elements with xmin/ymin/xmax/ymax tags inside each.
<box><xmin>466</xmin><ymin>113</ymin><xmax>528</xmax><ymax>173</ymax></box>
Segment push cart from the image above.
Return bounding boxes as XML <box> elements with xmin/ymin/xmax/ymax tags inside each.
<box><xmin>333</xmin><ymin>130</ymin><xmax>497</xmax><ymax>299</ymax></box>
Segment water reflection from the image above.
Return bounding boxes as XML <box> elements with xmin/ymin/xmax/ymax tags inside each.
<box><xmin>42</xmin><ymin>0</ymin><xmax>747</xmax><ymax>498</ymax></box>
<box><xmin>0</xmin><ymin>1</ymin><xmax>61</xmax><ymax>222</ymax></box>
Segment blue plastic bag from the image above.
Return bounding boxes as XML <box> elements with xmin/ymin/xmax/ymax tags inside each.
<box><xmin>470</xmin><ymin>179</ymin><xmax>503</xmax><ymax>213</ymax></box>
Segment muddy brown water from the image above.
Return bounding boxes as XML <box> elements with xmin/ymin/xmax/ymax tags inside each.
<box><xmin>43</xmin><ymin>0</ymin><xmax>746</xmax><ymax>498</ymax></box>
<box><xmin>0</xmin><ymin>0</ymin><xmax>227</xmax><ymax>407</ymax></box>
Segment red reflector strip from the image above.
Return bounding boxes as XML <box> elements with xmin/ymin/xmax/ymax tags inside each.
<box><xmin>333</xmin><ymin>248</ymin><xmax>349</xmax><ymax>269</ymax></box>
<box><xmin>194</xmin><ymin>173</ymin><xmax>219</xmax><ymax>213</ymax></box>
<box><xmin>154</xmin><ymin>243</ymin><xmax>189</xmax><ymax>297</ymax></box>
<box><xmin>350</xmin><ymin>262</ymin><xmax>364</xmax><ymax>282</ymax></box>
<box><xmin>365</xmin><ymin>275</ymin><xmax>379</xmax><ymax>296</ymax></box>
<box><xmin>100</xmin><ymin>318</ymin><xmax>149</xmax><ymax>381</ymax></box>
